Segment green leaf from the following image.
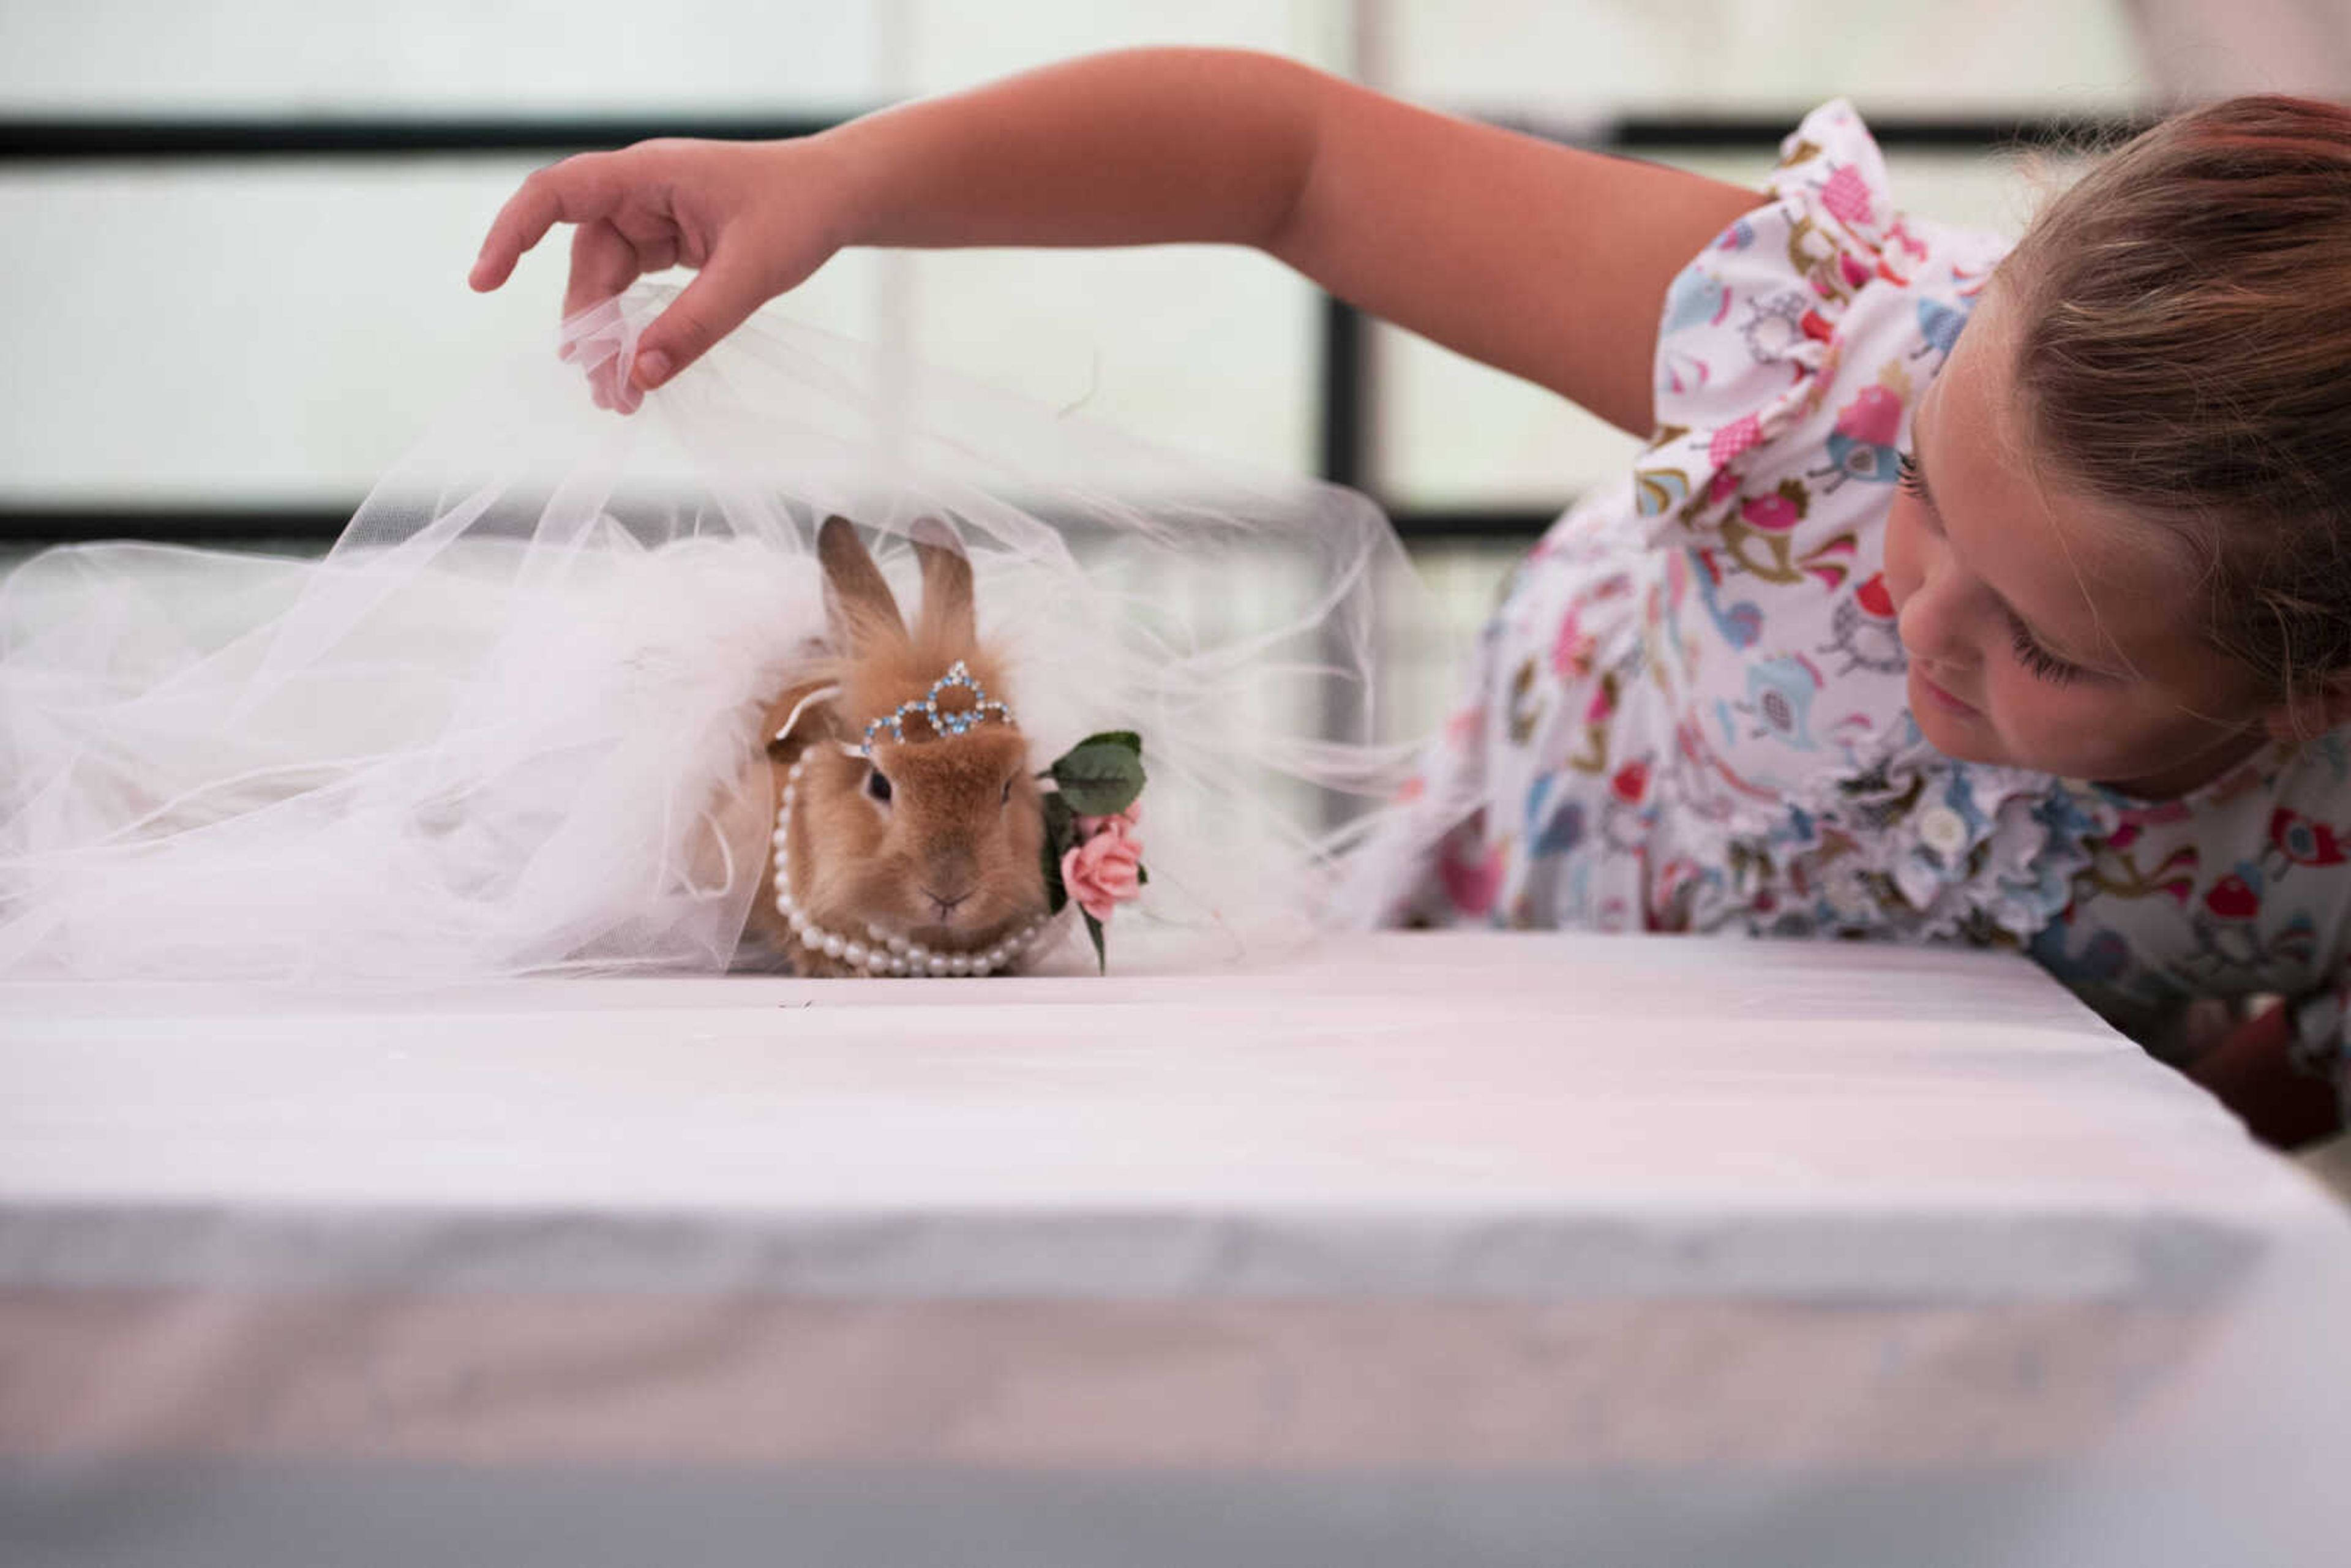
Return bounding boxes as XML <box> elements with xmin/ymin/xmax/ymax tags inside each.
<box><xmin>1041</xmin><ymin>790</ymin><xmax>1076</xmax><ymax>847</ymax></box>
<box><xmin>1136</xmin><ymin>863</ymin><xmax>1149</xmax><ymax>887</ymax></box>
<box><xmin>1041</xmin><ymin>841</ymin><xmax>1067</xmax><ymax>916</ymax></box>
<box><xmin>1076</xmin><ymin>730</ymin><xmax>1142</xmax><ymax>756</ymax></box>
<box><xmin>1082</xmin><ymin>909</ymin><xmax>1108</xmax><ymax>974</ymax></box>
<box><xmin>1039</xmin><ymin>793</ymin><xmax>1074</xmax><ymax>916</ymax></box>
<box><xmin>1051</xmin><ymin>740</ymin><xmax>1147</xmax><ymax>817</ymax></box>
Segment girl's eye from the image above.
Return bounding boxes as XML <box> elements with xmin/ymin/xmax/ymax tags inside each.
<box><xmin>1895</xmin><ymin>450</ymin><xmax>1926</xmax><ymax>500</ymax></box>
<box><xmin>865</xmin><ymin>768</ymin><xmax>893</xmax><ymax>805</ymax></box>
<box><xmin>2009</xmin><ymin>618</ymin><xmax>2080</xmax><ymax>686</ymax></box>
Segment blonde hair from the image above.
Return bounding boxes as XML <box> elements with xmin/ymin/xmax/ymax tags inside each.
<box><xmin>1999</xmin><ymin>95</ymin><xmax>2351</xmax><ymax>697</ymax></box>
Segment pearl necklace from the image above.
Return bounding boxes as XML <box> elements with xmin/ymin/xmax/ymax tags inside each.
<box><xmin>771</xmin><ymin>759</ymin><xmax>1049</xmax><ymax>977</ymax></box>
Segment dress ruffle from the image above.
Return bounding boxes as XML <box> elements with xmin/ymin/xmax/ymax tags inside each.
<box><xmin>1670</xmin><ymin>716</ymin><xmax>2119</xmax><ymax>946</ymax></box>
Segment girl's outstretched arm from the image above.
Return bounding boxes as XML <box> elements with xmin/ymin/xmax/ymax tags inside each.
<box><xmin>472</xmin><ymin>48</ymin><xmax>1761</xmax><ymax>431</ymax></box>
<box><xmin>1259</xmin><ymin>63</ymin><xmax>1763</xmax><ymax>436</ymax></box>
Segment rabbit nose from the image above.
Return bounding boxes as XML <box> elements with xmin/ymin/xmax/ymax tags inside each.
<box><xmin>921</xmin><ymin>885</ymin><xmax>973</xmax><ymax>920</ymax></box>
<box><xmin>923</xmin><ymin>847</ymin><xmax>979</xmax><ymax>917</ymax></box>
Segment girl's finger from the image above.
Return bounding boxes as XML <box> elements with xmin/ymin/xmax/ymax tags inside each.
<box><xmin>468</xmin><ymin>152</ymin><xmax>622</xmax><ymax>291</ymax></box>
<box><xmin>564</xmin><ymin>218</ymin><xmax>646</xmax><ymax>324</ymax></box>
<box><xmin>610</xmin><ymin>205</ymin><xmax>686</xmax><ymax>277</ymax></box>
<box><xmin>628</xmin><ymin>253</ymin><xmax>778</xmax><ymax>393</ymax></box>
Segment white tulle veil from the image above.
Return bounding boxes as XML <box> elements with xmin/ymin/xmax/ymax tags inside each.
<box><xmin>0</xmin><ymin>287</ymin><xmax>1426</xmax><ymax>983</ymax></box>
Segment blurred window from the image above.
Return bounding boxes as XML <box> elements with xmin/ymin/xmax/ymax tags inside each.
<box><xmin>1</xmin><ymin>2</ymin><xmax>2187</xmax><ymax>735</ymax></box>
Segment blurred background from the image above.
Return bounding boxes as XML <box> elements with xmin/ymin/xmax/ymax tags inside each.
<box><xmin>2</xmin><ymin>1</ymin><xmax>2348</xmax><ymax>731</ymax></box>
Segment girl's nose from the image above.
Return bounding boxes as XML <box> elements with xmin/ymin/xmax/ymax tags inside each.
<box><xmin>1897</xmin><ymin>555</ymin><xmax>1974</xmax><ymax>670</ymax></box>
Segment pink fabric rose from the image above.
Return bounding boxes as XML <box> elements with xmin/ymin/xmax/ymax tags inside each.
<box><xmin>1073</xmin><ymin>802</ymin><xmax>1141</xmax><ymax>839</ymax></box>
<box><xmin>1062</xmin><ymin>811</ymin><xmax>1144</xmax><ymax>923</ymax></box>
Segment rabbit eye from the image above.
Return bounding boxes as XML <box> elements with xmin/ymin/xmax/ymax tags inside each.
<box><xmin>1000</xmin><ymin>778</ymin><xmax>1013</xmax><ymax>808</ymax></box>
<box><xmin>864</xmin><ymin>768</ymin><xmax>893</xmax><ymax>806</ymax></box>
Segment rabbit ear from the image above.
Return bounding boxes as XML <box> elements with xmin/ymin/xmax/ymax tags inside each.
<box><xmin>908</xmin><ymin>515</ymin><xmax>975</xmax><ymax>649</ymax></box>
<box><xmin>770</xmin><ymin>683</ymin><xmax>841</xmax><ymax>745</ymax></box>
<box><xmin>818</xmin><ymin>516</ymin><xmax>905</xmax><ymax>652</ymax></box>
<box><xmin>765</xmin><ymin>681</ymin><xmax>844</xmax><ymax>762</ymax></box>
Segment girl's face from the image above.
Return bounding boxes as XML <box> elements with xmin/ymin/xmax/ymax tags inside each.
<box><xmin>1883</xmin><ymin>290</ymin><xmax>2278</xmax><ymax>799</ymax></box>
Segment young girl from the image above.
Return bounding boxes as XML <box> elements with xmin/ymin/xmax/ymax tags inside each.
<box><xmin>471</xmin><ymin>50</ymin><xmax>2351</xmax><ymax>1146</ymax></box>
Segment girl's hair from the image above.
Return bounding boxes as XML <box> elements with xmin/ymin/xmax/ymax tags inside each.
<box><xmin>1999</xmin><ymin>95</ymin><xmax>2351</xmax><ymax>699</ymax></box>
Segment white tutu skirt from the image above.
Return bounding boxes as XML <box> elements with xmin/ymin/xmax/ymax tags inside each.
<box><xmin>0</xmin><ymin>291</ymin><xmax>1420</xmax><ymax>985</ymax></box>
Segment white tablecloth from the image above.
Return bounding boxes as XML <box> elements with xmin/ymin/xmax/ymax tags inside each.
<box><xmin>4</xmin><ymin>934</ymin><xmax>2347</xmax><ymax>1566</ymax></box>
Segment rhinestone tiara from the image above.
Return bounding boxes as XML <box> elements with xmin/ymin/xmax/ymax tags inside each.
<box><xmin>859</xmin><ymin>661</ymin><xmax>1017</xmax><ymax>759</ymax></box>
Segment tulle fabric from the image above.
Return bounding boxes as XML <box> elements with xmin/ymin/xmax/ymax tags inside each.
<box><xmin>0</xmin><ymin>289</ymin><xmax>1420</xmax><ymax>983</ymax></box>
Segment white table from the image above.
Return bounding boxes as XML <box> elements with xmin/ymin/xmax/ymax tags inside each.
<box><xmin>4</xmin><ymin>934</ymin><xmax>2347</xmax><ymax>1566</ymax></box>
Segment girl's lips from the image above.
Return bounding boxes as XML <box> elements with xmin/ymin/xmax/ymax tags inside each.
<box><xmin>1916</xmin><ymin>667</ymin><xmax>1978</xmax><ymax>718</ymax></box>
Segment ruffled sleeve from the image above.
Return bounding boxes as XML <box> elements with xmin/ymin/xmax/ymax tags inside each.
<box><xmin>1631</xmin><ymin>101</ymin><xmax>2004</xmax><ymax>572</ymax></box>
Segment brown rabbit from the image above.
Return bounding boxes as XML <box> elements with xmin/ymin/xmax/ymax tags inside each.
<box><xmin>741</xmin><ymin>516</ymin><xmax>1052</xmax><ymax>976</ymax></box>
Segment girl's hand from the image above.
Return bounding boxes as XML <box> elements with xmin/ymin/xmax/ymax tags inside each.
<box><xmin>2188</xmin><ymin>998</ymin><xmax>2345</xmax><ymax>1149</ymax></box>
<box><xmin>468</xmin><ymin>137</ymin><xmax>850</xmax><ymax>411</ymax></box>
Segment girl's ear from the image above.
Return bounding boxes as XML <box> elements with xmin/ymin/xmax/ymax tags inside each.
<box><xmin>908</xmin><ymin>515</ymin><xmax>975</xmax><ymax>649</ymax></box>
<box><xmin>817</xmin><ymin>516</ymin><xmax>905</xmax><ymax>653</ymax></box>
<box><xmin>2260</xmin><ymin>677</ymin><xmax>2351</xmax><ymax>745</ymax></box>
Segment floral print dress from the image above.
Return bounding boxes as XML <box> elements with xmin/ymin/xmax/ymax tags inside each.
<box><xmin>1381</xmin><ymin>100</ymin><xmax>2351</xmax><ymax>1099</ymax></box>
